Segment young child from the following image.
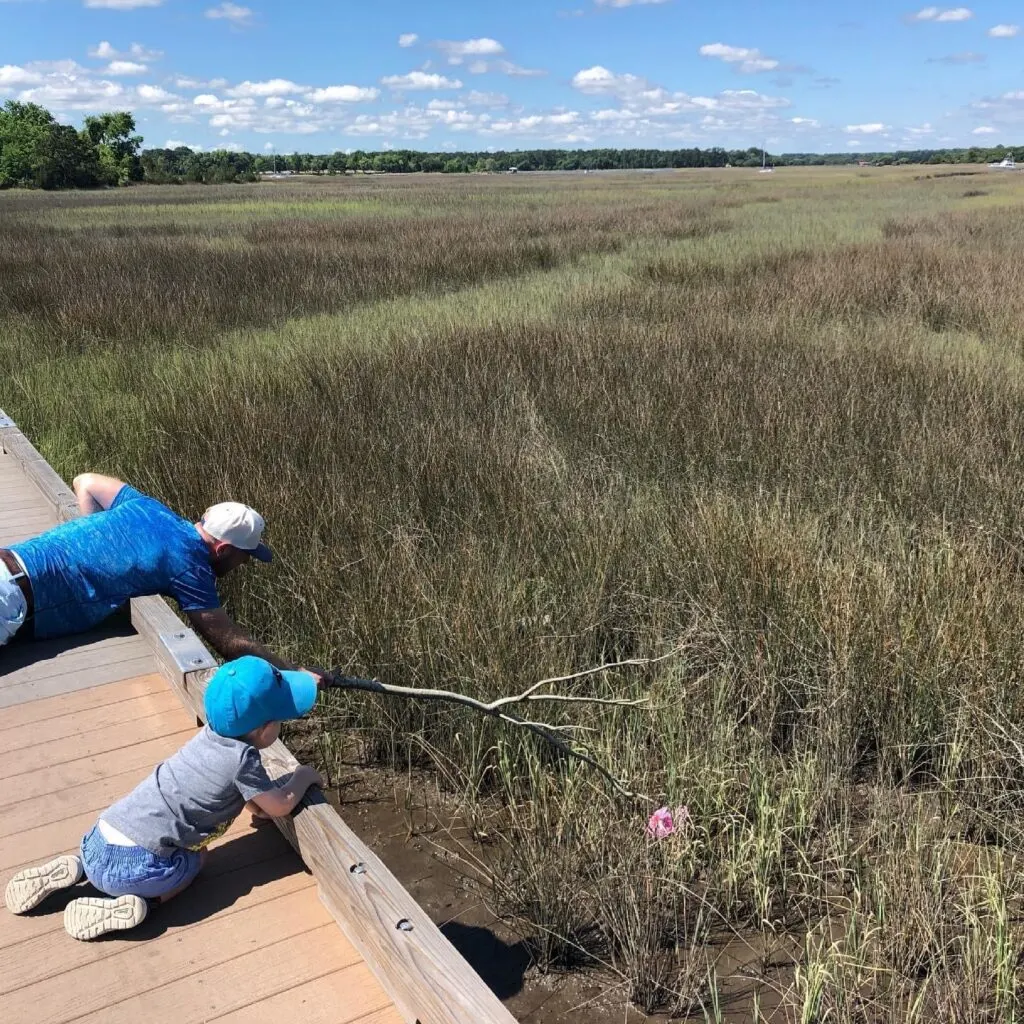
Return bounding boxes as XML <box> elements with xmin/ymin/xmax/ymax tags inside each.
<box><xmin>4</xmin><ymin>655</ymin><xmax>324</xmax><ymax>940</ymax></box>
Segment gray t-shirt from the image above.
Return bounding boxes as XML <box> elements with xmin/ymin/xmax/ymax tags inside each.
<box><xmin>102</xmin><ymin>726</ymin><xmax>276</xmax><ymax>856</ymax></box>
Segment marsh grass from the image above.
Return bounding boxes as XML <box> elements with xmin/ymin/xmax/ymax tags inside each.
<box><xmin>5</xmin><ymin>168</ymin><xmax>1024</xmax><ymax>1020</ymax></box>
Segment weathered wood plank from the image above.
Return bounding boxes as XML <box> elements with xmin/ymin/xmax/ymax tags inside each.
<box><xmin>209</xmin><ymin>962</ymin><xmax>399</xmax><ymax>1024</ymax></box>
<box><xmin>1</xmin><ymin>888</ymin><xmax>328</xmax><ymax>1021</ymax></box>
<box><xmin>0</xmin><ymin>764</ymin><xmax>169</xmax><ymax>838</ymax></box>
<box><xmin>0</xmin><ymin>494</ymin><xmax>50</xmax><ymax>513</ymax></box>
<box><xmin>0</xmin><ymin>509</ymin><xmax>55</xmax><ymax>530</ymax></box>
<box><xmin>0</xmin><ymin>673</ymin><xmax>167</xmax><ymax>731</ymax></box>
<box><xmin>0</xmin><ymin>636</ymin><xmax>149</xmax><ymax>687</ymax></box>
<box><xmin>0</xmin><ymin>432</ymin><xmax>78</xmax><ymax>520</ymax></box>
<box><xmin>68</xmin><ymin>923</ymin><xmax>365</xmax><ymax>1024</ymax></box>
<box><xmin>0</xmin><ymin>804</ymin><xmax>111</xmax><ymax>874</ymax></box>
<box><xmin>0</xmin><ymin>688</ymin><xmax>181</xmax><ymax>754</ymax></box>
<box><xmin>0</xmin><ymin>522</ymin><xmax>57</xmax><ymax>547</ymax></box>
<box><xmin>0</xmin><ymin>876</ymin><xmax>319</xmax><ymax>1003</ymax></box>
<box><xmin>0</xmin><ymin>707</ymin><xmax>192</xmax><ymax>779</ymax></box>
<box><xmin>174</xmin><ymin>666</ymin><xmax>519</xmax><ymax>1024</ymax></box>
<box><xmin>0</xmin><ymin>654</ymin><xmax>159</xmax><ymax>708</ymax></box>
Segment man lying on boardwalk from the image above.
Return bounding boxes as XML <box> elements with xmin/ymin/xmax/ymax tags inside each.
<box><xmin>3</xmin><ymin>655</ymin><xmax>323</xmax><ymax>940</ymax></box>
<box><xmin>0</xmin><ymin>471</ymin><xmax>326</xmax><ymax>682</ymax></box>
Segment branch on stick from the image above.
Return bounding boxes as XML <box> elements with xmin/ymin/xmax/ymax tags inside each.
<box><xmin>322</xmin><ymin>648</ymin><xmax>682</xmax><ymax>802</ymax></box>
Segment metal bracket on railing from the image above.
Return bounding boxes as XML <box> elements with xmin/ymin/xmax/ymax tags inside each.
<box><xmin>0</xmin><ymin>409</ymin><xmax>15</xmax><ymax>429</ymax></box>
<box><xmin>159</xmin><ymin>629</ymin><xmax>218</xmax><ymax>673</ymax></box>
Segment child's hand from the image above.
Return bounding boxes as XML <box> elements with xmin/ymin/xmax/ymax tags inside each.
<box><xmin>299</xmin><ymin>764</ymin><xmax>325</xmax><ymax>789</ymax></box>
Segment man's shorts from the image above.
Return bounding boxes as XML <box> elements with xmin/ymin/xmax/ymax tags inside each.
<box><xmin>81</xmin><ymin>824</ymin><xmax>203</xmax><ymax>900</ymax></box>
<box><xmin>0</xmin><ymin>562</ymin><xmax>27</xmax><ymax>646</ymax></box>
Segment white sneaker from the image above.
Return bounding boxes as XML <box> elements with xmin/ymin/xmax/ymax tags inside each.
<box><xmin>4</xmin><ymin>855</ymin><xmax>84</xmax><ymax>914</ymax></box>
<box><xmin>64</xmin><ymin>895</ymin><xmax>148</xmax><ymax>941</ymax></box>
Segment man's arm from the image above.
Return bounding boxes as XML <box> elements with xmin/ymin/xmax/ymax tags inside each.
<box><xmin>186</xmin><ymin>608</ymin><xmax>293</xmax><ymax>668</ymax></box>
<box><xmin>185</xmin><ymin>607</ymin><xmax>331</xmax><ymax>685</ymax></box>
<box><xmin>72</xmin><ymin>473</ymin><xmax>126</xmax><ymax>515</ymax></box>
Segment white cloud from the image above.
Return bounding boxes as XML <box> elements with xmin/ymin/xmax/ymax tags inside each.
<box><xmin>988</xmin><ymin>24</ymin><xmax>1020</xmax><ymax>37</ymax></box>
<box><xmin>164</xmin><ymin>139</ymin><xmax>201</xmax><ymax>150</ymax></box>
<box><xmin>136</xmin><ymin>83</ymin><xmax>174</xmax><ymax>101</ymax></box>
<box><xmin>226</xmin><ymin>78</ymin><xmax>304</xmax><ymax>98</ymax></box>
<box><xmin>398</xmin><ymin>33</ymin><xmax>418</xmax><ymax>47</ymax></box>
<box><xmin>434</xmin><ymin>38</ymin><xmax>504</xmax><ymax>63</ymax></box>
<box><xmin>84</xmin><ymin>0</ymin><xmax>162</xmax><ymax>7</ymax></box>
<box><xmin>466</xmin><ymin>89</ymin><xmax>509</xmax><ymax>106</ymax></box>
<box><xmin>573</xmin><ymin>63</ymin><xmax>790</xmax><ymax>144</ymax></box>
<box><xmin>5</xmin><ymin>60</ymin><xmax>183</xmax><ymax>110</ymax></box>
<box><xmin>572</xmin><ymin>65</ymin><xmax>658</xmax><ymax>97</ymax></box>
<box><xmin>174</xmin><ymin>76</ymin><xmax>228</xmax><ymax>89</ymax></box>
<box><xmin>89</xmin><ymin>41</ymin><xmax>161</xmax><ymax>61</ymax></box>
<box><xmin>0</xmin><ymin>64</ymin><xmax>44</xmax><ymax>87</ymax></box>
<box><xmin>972</xmin><ymin>125</ymin><xmax>998</xmax><ymax>133</ymax></box>
<box><xmin>845</xmin><ymin>122</ymin><xmax>888</xmax><ymax>133</ymax></box>
<box><xmin>105</xmin><ymin>60</ymin><xmax>147</xmax><ymax>75</ymax></box>
<box><xmin>205</xmin><ymin>2</ymin><xmax>253</xmax><ymax>26</ymax></box>
<box><xmin>593</xmin><ymin>0</ymin><xmax>670</xmax><ymax>6</ymax></box>
<box><xmin>904</xmin><ymin>122</ymin><xmax>935</xmax><ymax>134</ymax></box>
<box><xmin>466</xmin><ymin>59</ymin><xmax>546</xmax><ymax>77</ymax></box>
<box><xmin>910</xmin><ymin>6</ymin><xmax>973</xmax><ymax>21</ymax></box>
<box><xmin>305</xmin><ymin>84</ymin><xmax>379</xmax><ymax>102</ymax></box>
<box><xmin>380</xmin><ymin>71</ymin><xmax>463</xmax><ymax>90</ymax></box>
<box><xmin>699</xmin><ymin>42</ymin><xmax>779</xmax><ymax>74</ymax></box>
<box><xmin>790</xmin><ymin>116</ymin><xmax>819</xmax><ymax>126</ymax></box>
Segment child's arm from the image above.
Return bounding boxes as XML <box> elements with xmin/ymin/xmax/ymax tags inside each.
<box><xmin>248</xmin><ymin>764</ymin><xmax>324</xmax><ymax>819</ymax></box>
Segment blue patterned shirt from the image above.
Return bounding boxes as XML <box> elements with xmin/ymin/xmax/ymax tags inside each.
<box><xmin>10</xmin><ymin>485</ymin><xmax>219</xmax><ymax>640</ymax></box>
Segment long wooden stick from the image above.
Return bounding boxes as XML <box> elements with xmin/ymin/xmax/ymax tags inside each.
<box><xmin>321</xmin><ymin>648</ymin><xmax>681</xmax><ymax>801</ymax></box>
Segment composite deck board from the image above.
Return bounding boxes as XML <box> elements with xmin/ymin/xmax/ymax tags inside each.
<box><xmin>0</xmin><ymin>654</ymin><xmax>160</xmax><ymax>707</ymax></box>
<box><xmin>0</xmin><ymin>673</ymin><xmax>169</xmax><ymax>730</ymax></box>
<box><xmin>0</xmin><ymin>686</ymin><xmax>182</xmax><ymax>753</ymax></box>
<box><xmin>0</xmin><ymin>707</ymin><xmax>194</xmax><ymax>778</ymax></box>
<box><xmin>0</xmin><ymin>448</ymin><xmax>402</xmax><ymax>1024</ymax></box>
<box><xmin>0</xmin><ymin>728</ymin><xmax>197</xmax><ymax>805</ymax></box>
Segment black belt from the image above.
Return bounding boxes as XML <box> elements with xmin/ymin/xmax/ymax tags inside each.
<box><xmin>0</xmin><ymin>548</ymin><xmax>34</xmax><ymax>628</ymax></box>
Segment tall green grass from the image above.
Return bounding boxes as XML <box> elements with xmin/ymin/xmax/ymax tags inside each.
<box><xmin>4</xmin><ymin>168</ymin><xmax>1024</xmax><ymax>1019</ymax></box>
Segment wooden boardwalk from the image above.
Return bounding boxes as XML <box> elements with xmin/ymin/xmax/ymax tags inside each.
<box><xmin>0</xmin><ymin>447</ymin><xmax>403</xmax><ymax>1024</ymax></box>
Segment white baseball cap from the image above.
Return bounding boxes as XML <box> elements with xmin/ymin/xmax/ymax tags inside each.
<box><xmin>201</xmin><ymin>502</ymin><xmax>273</xmax><ymax>562</ymax></box>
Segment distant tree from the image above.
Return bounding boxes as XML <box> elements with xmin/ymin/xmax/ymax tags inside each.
<box><xmin>81</xmin><ymin>111</ymin><xmax>142</xmax><ymax>185</ymax></box>
<box><xmin>0</xmin><ymin>101</ymin><xmax>62</xmax><ymax>188</ymax></box>
<box><xmin>34</xmin><ymin>123</ymin><xmax>99</xmax><ymax>189</ymax></box>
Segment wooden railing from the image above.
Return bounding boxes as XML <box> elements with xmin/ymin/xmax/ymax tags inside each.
<box><xmin>0</xmin><ymin>408</ymin><xmax>519</xmax><ymax>1024</ymax></box>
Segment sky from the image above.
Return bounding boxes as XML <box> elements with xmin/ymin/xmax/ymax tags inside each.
<box><xmin>3</xmin><ymin>0</ymin><xmax>1024</xmax><ymax>154</ymax></box>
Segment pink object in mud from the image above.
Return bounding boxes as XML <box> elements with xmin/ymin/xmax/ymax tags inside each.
<box><xmin>647</xmin><ymin>807</ymin><xmax>675</xmax><ymax>838</ymax></box>
<box><xmin>646</xmin><ymin>805</ymin><xmax>690</xmax><ymax>840</ymax></box>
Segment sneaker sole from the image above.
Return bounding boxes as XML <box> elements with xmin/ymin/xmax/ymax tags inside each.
<box><xmin>5</xmin><ymin>855</ymin><xmax>83</xmax><ymax>915</ymax></box>
<box><xmin>64</xmin><ymin>895</ymin><xmax>147</xmax><ymax>941</ymax></box>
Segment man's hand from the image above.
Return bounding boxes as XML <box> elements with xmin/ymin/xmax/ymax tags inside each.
<box><xmin>303</xmin><ymin>667</ymin><xmax>339</xmax><ymax>689</ymax></box>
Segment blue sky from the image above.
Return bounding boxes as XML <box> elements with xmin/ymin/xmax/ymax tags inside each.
<box><xmin>3</xmin><ymin>0</ymin><xmax>1024</xmax><ymax>153</ymax></box>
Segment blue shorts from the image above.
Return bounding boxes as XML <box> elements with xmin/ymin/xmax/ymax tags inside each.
<box><xmin>80</xmin><ymin>825</ymin><xmax>203</xmax><ymax>899</ymax></box>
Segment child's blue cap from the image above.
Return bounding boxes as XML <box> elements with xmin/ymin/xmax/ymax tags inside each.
<box><xmin>204</xmin><ymin>656</ymin><xmax>318</xmax><ymax>738</ymax></box>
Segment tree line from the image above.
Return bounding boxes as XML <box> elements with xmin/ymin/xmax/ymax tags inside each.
<box><xmin>2</xmin><ymin>101</ymin><xmax>1022</xmax><ymax>190</ymax></box>
<box><xmin>0</xmin><ymin>102</ymin><xmax>143</xmax><ymax>189</ymax></box>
